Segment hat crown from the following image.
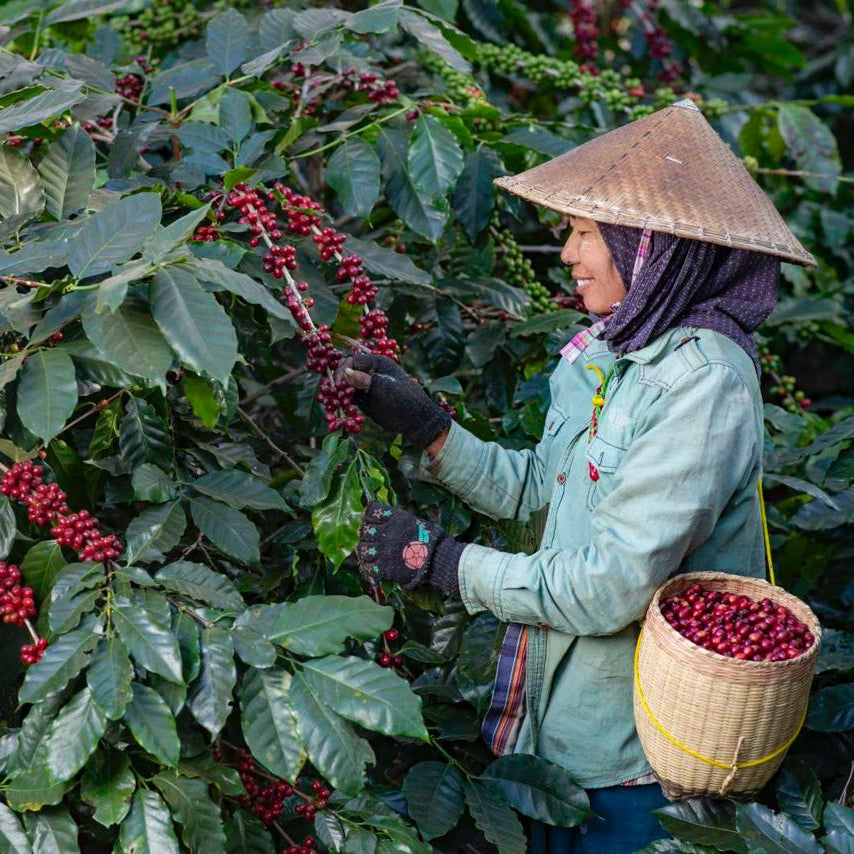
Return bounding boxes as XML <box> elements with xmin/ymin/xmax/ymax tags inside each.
<box><xmin>494</xmin><ymin>101</ymin><xmax>816</xmax><ymax>266</ymax></box>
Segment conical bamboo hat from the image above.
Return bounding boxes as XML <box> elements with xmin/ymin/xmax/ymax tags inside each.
<box><xmin>494</xmin><ymin>100</ymin><xmax>816</xmax><ymax>266</ymax></box>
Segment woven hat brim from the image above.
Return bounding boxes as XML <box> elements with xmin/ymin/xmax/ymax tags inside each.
<box><xmin>493</xmin><ymin>102</ymin><xmax>817</xmax><ymax>268</ymax></box>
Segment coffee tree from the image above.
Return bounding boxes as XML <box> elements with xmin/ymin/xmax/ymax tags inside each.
<box><xmin>0</xmin><ymin>0</ymin><xmax>851</xmax><ymax>851</ymax></box>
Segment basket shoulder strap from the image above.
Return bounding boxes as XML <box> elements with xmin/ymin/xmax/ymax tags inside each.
<box><xmin>757</xmin><ymin>477</ymin><xmax>776</xmax><ymax>586</ymax></box>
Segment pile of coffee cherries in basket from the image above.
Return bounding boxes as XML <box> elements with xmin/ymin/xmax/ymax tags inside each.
<box><xmin>661</xmin><ymin>583</ymin><xmax>815</xmax><ymax>662</ymax></box>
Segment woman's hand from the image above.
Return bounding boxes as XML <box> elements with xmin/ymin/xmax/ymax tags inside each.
<box><xmin>356</xmin><ymin>501</ymin><xmax>465</xmax><ymax>594</ymax></box>
<box><xmin>338</xmin><ymin>354</ymin><xmax>451</xmax><ymax>449</ymax></box>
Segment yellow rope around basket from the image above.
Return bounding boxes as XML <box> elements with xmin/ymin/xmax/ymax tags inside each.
<box><xmin>757</xmin><ymin>477</ymin><xmax>776</xmax><ymax>586</ymax></box>
<box><xmin>633</xmin><ymin>626</ymin><xmax>807</xmax><ymax>773</ymax></box>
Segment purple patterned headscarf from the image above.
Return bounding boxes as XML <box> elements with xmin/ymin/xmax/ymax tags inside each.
<box><xmin>596</xmin><ymin>223</ymin><xmax>780</xmax><ymax>373</ymax></box>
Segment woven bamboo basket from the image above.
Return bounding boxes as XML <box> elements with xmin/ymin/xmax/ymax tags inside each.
<box><xmin>633</xmin><ymin>571</ymin><xmax>821</xmax><ymax>800</ymax></box>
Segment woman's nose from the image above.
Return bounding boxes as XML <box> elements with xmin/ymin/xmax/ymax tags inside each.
<box><xmin>560</xmin><ymin>237</ymin><xmax>576</xmax><ymax>266</ymax></box>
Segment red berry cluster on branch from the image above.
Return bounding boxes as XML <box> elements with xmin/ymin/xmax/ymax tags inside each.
<box><xmin>0</xmin><ymin>564</ymin><xmax>34</xmax><ymax>626</ymax></box>
<box><xmin>192</xmin><ymin>225</ymin><xmax>219</xmax><ymax>242</ymax></box>
<box><xmin>21</xmin><ymin>638</ymin><xmax>48</xmax><ymax>665</ymax></box>
<box><xmin>340</xmin><ymin>69</ymin><xmax>400</xmax><ymax>105</ymax></box>
<box><xmin>569</xmin><ymin>0</ymin><xmax>600</xmax><ymax>70</ymax></box>
<box><xmin>661</xmin><ymin>584</ymin><xmax>815</xmax><ymax>662</ymax></box>
<box><xmin>116</xmin><ymin>73</ymin><xmax>144</xmax><ymax>101</ymax></box>
<box><xmin>377</xmin><ymin>627</ymin><xmax>405</xmax><ymax>670</ymax></box>
<box><xmin>620</xmin><ymin>0</ymin><xmax>682</xmax><ymax>82</ymax></box>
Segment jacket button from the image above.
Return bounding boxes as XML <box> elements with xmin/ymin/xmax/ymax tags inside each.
<box><xmin>556</xmin><ymin>472</ymin><xmax>566</xmax><ymax>485</ymax></box>
<box><xmin>538</xmin><ymin>622</ymin><xmax>550</xmax><ymax>630</ymax></box>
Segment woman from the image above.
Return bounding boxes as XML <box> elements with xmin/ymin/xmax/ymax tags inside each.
<box><xmin>340</xmin><ymin>101</ymin><xmax>815</xmax><ymax>852</ymax></box>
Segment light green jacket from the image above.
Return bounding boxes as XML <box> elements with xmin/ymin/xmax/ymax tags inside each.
<box><xmin>420</xmin><ymin>327</ymin><xmax>767</xmax><ymax>787</ymax></box>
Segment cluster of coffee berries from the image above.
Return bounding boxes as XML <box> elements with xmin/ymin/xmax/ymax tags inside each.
<box><xmin>20</xmin><ymin>638</ymin><xmax>48</xmax><ymax>665</ymax></box>
<box><xmin>116</xmin><ymin>73</ymin><xmax>144</xmax><ymax>101</ymax></box>
<box><xmin>294</xmin><ymin>780</ymin><xmax>331</xmax><ymax>820</ymax></box>
<box><xmin>758</xmin><ymin>343</ymin><xmax>811</xmax><ymax>413</ymax></box>
<box><xmin>82</xmin><ymin>117</ymin><xmax>114</xmax><ymax>135</ymax></box>
<box><xmin>0</xmin><ymin>564</ymin><xmax>34</xmax><ymax>626</ymax></box>
<box><xmin>661</xmin><ymin>584</ymin><xmax>815</xmax><ymax>662</ymax></box>
<box><xmin>281</xmin><ymin>840</ymin><xmax>317</xmax><ymax>854</ymax></box>
<box><xmin>492</xmin><ymin>224</ymin><xmax>554</xmax><ymax>315</ymax></box>
<box><xmin>1</xmin><ymin>462</ymin><xmax>124</xmax><ymax>563</ymax></box>
<box><xmin>192</xmin><ymin>225</ymin><xmax>219</xmax><ymax>242</ymax></box>
<box><xmin>235</xmin><ymin>749</ymin><xmax>295</xmax><ymax>826</ymax></box>
<box><xmin>225</xmin><ymin>185</ymin><xmax>284</xmax><ymax>248</ymax></box>
<box><xmin>377</xmin><ymin>627</ymin><xmax>405</xmax><ymax>670</ymax></box>
<box><xmin>277</xmin><ymin>185</ymin><xmax>324</xmax><ymax>236</ymax></box>
<box><xmin>617</xmin><ymin>0</ymin><xmax>682</xmax><ymax>82</ymax></box>
<box><xmin>569</xmin><ymin>0</ymin><xmax>600</xmax><ymax>68</ymax></box>
<box><xmin>340</xmin><ymin>69</ymin><xmax>400</xmax><ymax>104</ymax></box>
<box><xmin>312</xmin><ymin>227</ymin><xmax>347</xmax><ymax>261</ymax></box>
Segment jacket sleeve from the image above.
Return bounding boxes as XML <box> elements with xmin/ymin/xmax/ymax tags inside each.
<box><xmin>418</xmin><ymin>415</ymin><xmax>557</xmax><ymax>523</ymax></box>
<box><xmin>456</xmin><ymin>363</ymin><xmax>760</xmax><ymax>636</ymax></box>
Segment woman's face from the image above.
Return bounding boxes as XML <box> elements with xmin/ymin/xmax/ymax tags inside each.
<box><xmin>560</xmin><ymin>216</ymin><xmax>627</xmax><ymax>314</ymax></box>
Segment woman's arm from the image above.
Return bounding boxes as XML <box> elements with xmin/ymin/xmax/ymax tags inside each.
<box><xmin>455</xmin><ymin>363</ymin><xmax>760</xmax><ymax>634</ymax></box>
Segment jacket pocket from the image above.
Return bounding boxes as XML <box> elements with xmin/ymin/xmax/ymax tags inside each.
<box><xmin>585</xmin><ymin>415</ymin><xmax>634</xmax><ymax>510</ymax></box>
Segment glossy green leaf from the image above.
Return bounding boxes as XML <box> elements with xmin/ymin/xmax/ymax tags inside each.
<box><xmin>193</xmin><ymin>469</ymin><xmax>286</xmax><ymax>511</ymax></box>
<box><xmin>186</xmin><ymin>625</ymin><xmax>236</xmax><ymax>737</ymax></box>
<box><xmin>327</xmin><ymin>137</ymin><xmax>380</xmax><ymax>219</ymax></box>
<box><xmin>778</xmin><ymin>105</ymin><xmax>841</xmax><ymax>193</ymax></box>
<box><xmin>807</xmin><ymin>684</ymin><xmax>854</xmax><ymax>731</ymax></box>
<box><xmin>398</xmin><ymin>8</ymin><xmax>469</xmax><ymax>72</ymax></box>
<box><xmin>174</xmin><ymin>609</ymin><xmax>202</xmax><ymax>683</ymax></box>
<box><xmin>83</xmin><ymin>304</ymin><xmax>174</xmax><ymax>385</ymax></box>
<box><xmin>240</xmin><ymin>668</ymin><xmax>305</xmax><ymax>780</ymax></box>
<box><xmin>190</xmin><ymin>496</ymin><xmax>260</xmax><ymax>564</ymax></box>
<box><xmin>232</xmin><ymin>624</ymin><xmax>276</xmax><ymax>668</ymax></box>
<box><xmin>45</xmin><ymin>687</ymin><xmax>107</xmax><ymax>783</ymax></box>
<box><xmin>735</xmin><ymin>802</ymin><xmax>822</xmax><ymax>854</ymax></box>
<box><xmin>19</xmin><ymin>615</ymin><xmax>103</xmax><ymax>705</ymax></box>
<box><xmin>464</xmin><ymin>780</ymin><xmax>527</xmax><ymax>854</ymax></box>
<box><xmin>825</xmin><ymin>804</ymin><xmax>854</xmax><ymax>836</ymax></box>
<box><xmin>155</xmin><ymin>561</ymin><xmax>244</xmax><ymax>610</ymax></box>
<box><xmin>68</xmin><ymin>193</ymin><xmax>162</xmax><ymax>280</ymax></box>
<box><xmin>0</xmin><ymin>146</ymin><xmax>44</xmax><ymax>225</ymax></box>
<box><xmin>46</xmin><ymin>0</ymin><xmax>131</xmax><ymax>24</ymax></box>
<box><xmin>183</xmin><ymin>372</ymin><xmax>221</xmax><ymax>428</ymax></box>
<box><xmin>132</xmin><ymin>464</ymin><xmax>179</xmax><ymax>503</ymax></box>
<box><xmin>124</xmin><ymin>683</ymin><xmax>180</xmax><ymax>766</ymax></box>
<box><xmin>80</xmin><ymin>749</ymin><xmax>136</xmax><ymax>827</ymax></box>
<box><xmin>0</xmin><ymin>88</ymin><xmax>85</xmax><ymax>134</ymax></box>
<box><xmin>150</xmin><ymin>267</ymin><xmax>237</xmax><ymax>386</ymax></box>
<box><xmin>303</xmin><ymin>655</ymin><xmax>428</xmax><ymax>740</ymax></box>
<box><xmin>37</xmin><ymin>124</ymin><xmax>95</xmax><ymax>220</ymax></box>
<box><xmin>119</xmin><ymin>398</ymin><xmax>172</xmax><ymax>470</ymax></box>
<box><xmin>311</xmin><ymin>458</ymin><xmax>362</xmax><ymax>570</ymax></box>
<box><xmin>20</xmin><ymin>540</ymin><xmax>67</xmax><ymax>603</ymax></box>
<box><xmin>113</xmin><ymin>596</ymin><xmax>183</xmax><ymax>683</ymax></box>
<box><xmin>452</xmin><ymin>147</ymin><xmax>501</xmax><ymax>241</ymax></box>
<box><xmin>118</xmin><ymin>790</ymin><xmax>180</xmax><ymax>854</ymax></box>
<box><xmin>299</xmin><ymin>433</ymin><xmax>350</xmax><ymax>508</ymax></box>
<box><xmin>776</xmin><ymin>760</ymin><xmax>823</xmax><ymax>831</ymax></box>
<box><xmin>16</xmin><ymin>349</ymin><xmax>78</xmax><ymax>444</ymax></box>
<box><xmin>224</xmin><ymin>810</ymin><xmax>275</xmax><ymax>854</ymax></box>
<box><xmin>86</xmin><ymin>636</ymin><xmax>133</xmax><ymax>720</ymax></box>
<box><xmin>479</xmin><ymin>754</ymin><xmax>590</xmax><ymax>826</ymax></box>
<box><xmin>402</xmin><ymin>761</ymin><xmax>465</xmax><ymax>841</ymax></box>
<box><xmin>153</xmin><ymin>771</ymin><xmax>227</xmax><ymax>854</ymax></box>
<box><xmin>341</xmin><ymin>235</ymin><xmax>431</xmax><ymax>285</ymax></box>
<box><xmin>408</xmin><ymin>115</ymin><xmax>464</xmax><ymax>200</ymax></box>
<box><xmin>0</xmin><ymin>802</ymin><xmax>31</xmax><ymax>854</ymax></box>
<box><xmin>125</xmin><ymin>501</ymin><xmax>187</xmax><ymax>564</ymax></box>
<box><xmin>143</xmin><ymin>203</ymin><xmax>212</xmax><ymax>264</ymax></box>
<box><xmin>653</xmin><ymin>799</ymin><xmax>747</xmax><ymax>852</ymax></box>
<box><xmin>0</xmin><ymin>497</ymin><xmax>16</xmax><ymax>560</ymax></box>
<box><xmin>5</xmin><ymin>762</ymin><xmax>71</xmax><ymax>813</ymax></box>
<box><xmin>206</xmin><ymin>9</ymin><xmax>249</xmax><ymax>76</ymax></box>
<box><xmin>289</xmin><ymin>670</ymin><xmax>374</xmax><ymax>796</ymax></box>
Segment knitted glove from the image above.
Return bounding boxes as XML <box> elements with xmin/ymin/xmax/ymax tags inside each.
<box><xmin>356</xmin><ymin>501</ymin><xmax>465</xmax><ymax>595</ymax></box>
<box><xmin>339</xmin><ymin>354</ymin><xmax>451</xmax><ymax>449</ymax></box>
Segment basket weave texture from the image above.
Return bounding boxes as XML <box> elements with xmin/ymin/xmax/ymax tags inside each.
<box><xmin>494</xmin><ymin>100</ymin><xmax>816</xmax><ymax>267</ymax></box>
<box><xmin>633</xmin><ymin>571</ymin><xmax>821</xmax><ymax>800</ymax></box>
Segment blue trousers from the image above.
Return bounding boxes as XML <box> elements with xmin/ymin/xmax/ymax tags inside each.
<box><xmin>528</xmin><ymin>783</ymin><xmax>670</xmax><ymax>853</ymax></box>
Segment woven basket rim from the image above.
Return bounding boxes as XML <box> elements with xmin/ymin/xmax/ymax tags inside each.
<box><xmin>646</xmin><ymin>571</ymin><xmax>822</xmax><ymax>671</ymax></box>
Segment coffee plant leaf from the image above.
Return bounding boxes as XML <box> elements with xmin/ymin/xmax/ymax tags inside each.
<box><xmin>478</xmin><ymin>754</ymin><xmax>590</xmax><ymax>826</ymax></box>
<box><xmin>824</xmin><ymin>830</ymin><xmax>854</xmax><ymax>854</ymax></box>
<box><xmin>155</xmin><ymin>561</ymin><xmax>244</xmax><ymax>610</ymax></box>
<box><xmin>85</xmin><ymin>636</ymin><xmax>133</xmax><ymax>721</ymax></box>
<box><xmin>258</xmin><ymin>8</ymin><xmax>296</xmax><ymax>50</ymax></box>
<box><xmin>18</xmin><ymin>614</ymin><xmax>103</xmax><ymax>705</ymax></box>
<box><xmin>112</xmin><ymin>597</ymin><xmax>183</xmax><ymax>684</ymax></box>
<box><xmin>232</xmin><ymin>624</ymin><xmax>276</xmax><ymax>668</ymax></box>
<box><xmin>652</xmin><ymin>798</ymin><xmax>747</xmax><ymax>852</ymax></box>
<box><xmin>776</xmin><ymin>759</ymin><xmax>823</xmax><ymax>832</ymax></box>
<box><xmin>24</xmin><ymin>807</ymin><xmax>79</xmax><ymax>854</ymax></box>
<box><xmin>509</xmin><ymin>308</ymin><xmax>587</xmax><ymax>337</ymax></box>
<box><xmin>326</xmin><ymin>137</ymin><xmax>381</xmax><ymax>219</ymax></box>
<box><xmin>131</xmin><ymin>464</ymin><xmax>178</xmax><ymax>504</ymax></box>
<box><xmin>452</xmin><ymin>146</ymin><xmax>500</xmax><ymax>241</ymax></box>
<box><xmin>311</xmin><ymin>457</ymin><xmax>362</xmax><ymax>570</ymax></box>
<box><xmin>313</xmin><ymin>811</ymin><xmax>346</xmax><ymax>852</ymax></box>
<box><xmin>377</xmin><ymin>128</ymin><xmax>448</xmax><ymax>242</ymax></box>
<box><xmin>408</xmin><ymin>115</ymin><xmax>465</xmax><ymax>201</ymax></box>
<box><xmin>118</xmin><ymin>789</ymin><xmax>180</xmax><ymax>854</ymax></box>
<box><xmin>193</xmin><ymin>469</ymin><xmax>287</xmax><ymax>512</ymax></box>
<box><xmin>48</xmin><ymin>585</ymin><xmax>98</xmax><ymax>635</ymax></box>
<box><xmin>0</xmin><ymin>147</ymin><xmax>44</xmax><ymax>225</ymax></box>
<box><xmin>289</xmin><ymin>669</ymin><xmax>374</xmax><ymax>795</ymax></box>
<box><xmin>150</xmin><ymin>267</ymin><xmax>238</xmax><ymax>386</ymax></box>
<box><xmin>123</xmin><ymin>683</ymin><xmax>180</xmax><ymax>766</ymax></box>
<box><xmin>807</xmin><ymin>684</ymin><xmax>854</xmax><ymax>731</ymax></box>
<box><xmin>0</xmin><ymin>802</ymin><xmax>31</xmax><ymax>854</ymax></box>
<box><xmin>219</xmin><ymin>89</ymin><xmax>252</xmax><ymax>146</ymax></box>
<box><xmin>735</xmin><ymin>802</ymin><xmax>822</xmax><ymax>854</ymax></box>
<box><xmin>463</xmin><ymin>779</ymin><xmax>527</xmax><ymax>854</ymax></box>
<box><xmin>68</xmin><ymin>193</ymin><xmax>162</xmax><ymax>280</ymax></box>
<box><xmin>125</xmin><ymin>501</ymin><xmax>187</xmax><ymax>565</ymax></box>
<box><xmin>225</xmin><ymin>810</ymin><xmax>275</xmax><ymax>853</ymax></box>
<box><xmin>240</xmin><ymin>667</ymin><xmax>306</xmax><ymax>780</ymax></box>
<box><xmin>398</xmin><ymin>8</ymin><xmax>470</xmax><ymax>72</ymax></box>
<box><xmin>80</xmin><ymin>749</ymin><xmax>135</xmax><ymax>827</ymax></box>
<box><xmin>0</xmin><ymin>497</ymin><xmax>16</xmax><ymax>560</ymax></box>
<box><xmin>83</xmin><ymin>304</ymin><xmax>173</xmax><ymax>388</ymax></box>
<box><xmin>16</xmin><ymin>348</ymin><xmax>78</xmax><ymax>444</ymax></box>
<box><xmin>20</xmin><ymin>541</ymin><xmax>66</xmax><ymax>606</ymax></box>
<box><xmin>5</xmin><ymin>760</ymin><xmax>71</xmax><ymax>812</ymax></box>
<box><xmin>143</xmin><ymin>204</ymin><xmax>211</xmax><ymax>264</ymax></box>
<box><xmin>189</xmin><ymin>496</ymin><xmax>260</xmax><ymax>564</ymax></box>
<box><xmin>443</xmin><ymin>275</ymin><xmax>530</xmax><ymax>315</ymax></box>
<box><xmin>778</xmin><ymin>105</ymin><xmax>841</xmax><ymax>194</ymax></box>
<box><xmin>182</xmin><ymin>372</ymin><xmax>221</xmax><ymax>428</ymax></box>
<box><xmin>148</xmin><ymin>58</ymin><xmax>220</xmax><ymax>106</ymax></box>
<box><xmin>45</xmin><ymin>686</ymin><xmax>107</xmax><ymax>784</ymax></box>
<box><xmin>299</xmin><ymin>433</ymin><xmax>351</xmax><ymax>508</ymax></box>
<box><xmin>825</xmin><ymin>804</ymin><xmax>854</xmax><ymax>836</ymax></box>
<box><xmin>118</xmin><ymin>398</ymin><xmax>172</xmax><ymax>471</ymax></box>
<box><xmin>402</xmin><ymin>761</ymin><xmax>465</xmax><ymax>840</ymax></box>
<box><xmin>45</xmin><ymin>0</ymin><xmax>128</xmax><ymax>24</ymax></box>
<box><xmin>303</xmin><ymin>655</ymin><xmax>429</xmax><ymax>740</ymax></box>
<box><xmin>340</xmin><ymin>235</ymin><xmax>431</xmax><ymax>285</ymax></box>
<box><xmin>186</xmin><ymin>625</ymin><xmax>236</xmax><ymax>737</ymax></box>
<box><xmin>348</xmin><ymin>0</ymin><xmax>402</xmax><ymax>34</ymax></box>
<box><xmin>499</xmin><ymin>127</ymin><xmax>573</xmax><ymax>156</ymax></box>
<box><xmin>37</xmin><ymin>124</ymin><xmax>95</xmax><ymax>221</ymax></box>
<box><xmin>264</xmin><ymin>595</ymin><xmax>392</xmax><ymax>656</ymax></box>
<box><xmin>206</xmin><ymin>9</ymin><xmax>250</xmax><ymax>77</ymax></box>
<box><xmin>0</xmin><ymin>239</ymin><xmax>68</xmax><ymax>278</ymax></box>
<box><xmin>635</xmin><ymin>843</ymin><xmax>719</xmax><ymax>853</ymax></box>
<box><xmin>152</xmin><ymin>771</ymin><xmax>227</xmax><ymax>854</ymax></box>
